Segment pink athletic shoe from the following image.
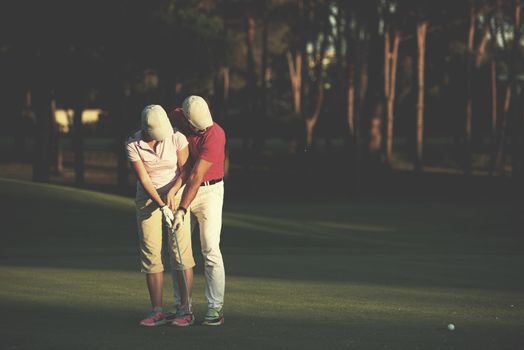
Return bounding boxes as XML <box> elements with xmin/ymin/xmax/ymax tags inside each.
<box><xmin>172</xmin><ymin>306</ymin><xmax>195</xmax><ymax>327</ymax></box>
<box><xmin>139</xmin><ymin>310</ymin><xmax>168</xmax><ymax>326</ymax></box>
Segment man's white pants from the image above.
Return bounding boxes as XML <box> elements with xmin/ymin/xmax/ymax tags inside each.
<box><xmin>173</xmin><ymin>181</ymin><xmax>225</xmax><ymax>309</ymax></box>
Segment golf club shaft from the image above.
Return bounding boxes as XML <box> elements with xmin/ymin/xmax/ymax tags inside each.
<box><xmin>171</xmin><ymin>224</ymin><xmax>191</xmax><ymax>307</ymax></box>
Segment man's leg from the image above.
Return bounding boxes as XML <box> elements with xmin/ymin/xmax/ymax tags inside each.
<box><xmin>192</xmin><ymin>183</ymin><xmax>225</xmax><ymax>312</ymax></box>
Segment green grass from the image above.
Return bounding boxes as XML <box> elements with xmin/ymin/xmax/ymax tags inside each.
<box><xmin>1</xmin><ymin>178</ymin><xmax>523</xmax><ymax>349</ymax></box>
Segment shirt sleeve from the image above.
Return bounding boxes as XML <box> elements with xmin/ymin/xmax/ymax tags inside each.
<box><xmin>126</xmin><ymin>140</ymin><xmax>141</xmax><ymax>162</ymax></box>
<box><xmin>173</xmin><ymin>131</ymin><xmax>188</xmax><ymax>151</ymax></box>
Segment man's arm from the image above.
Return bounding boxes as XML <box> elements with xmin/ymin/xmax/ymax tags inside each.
<box><xmin>171</xmin><ymin>158</ymin><xmax>212</xmax><ymax>231</ymax></box>
<box><xmin>179</xmin><ymin>158</ymin><xmax>213</xmax><ymax>210</ymax></box>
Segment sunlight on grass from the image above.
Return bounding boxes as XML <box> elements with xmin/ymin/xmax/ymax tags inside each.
<box><xmin>0</xmin><ymin>177</ymin><xmax>134</xmax><ymax>210</ymax></box>
<box><xmin>224</xmin><ymin>212</ymin><xmax>397</xmax><ymax>239</ymax></box>
<box><xmin>315</xmin><ymin>222</ymin><xmax>396</xmax><ymax>233</ymax></box>
<box><xmin>1</xmin><ymin>265</ymin><xmax>523</xmax><ymax>328</ymax></box>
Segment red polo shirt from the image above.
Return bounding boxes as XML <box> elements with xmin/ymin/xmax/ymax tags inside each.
<box><xmin>169</xmin><ymin>108</ymin><xmax>226</xmax><ymax>182</ymax></box>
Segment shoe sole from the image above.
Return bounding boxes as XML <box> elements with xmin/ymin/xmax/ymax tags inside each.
<box><xmin>140</xmin><ymin>319</ymin><xmax>168</xmax><ymax>327</ymax></box>
<box><xmin>202</xmin><ymin>317</ymin><xmax>224</xmax><ymax>326</ymax></box>
<box><xmin>172</xmin><ymin>319</ymin><xmax>195</xmax><ymax>327</ymax></box>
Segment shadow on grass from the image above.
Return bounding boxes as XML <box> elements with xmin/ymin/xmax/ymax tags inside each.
<box><xmin>2</xmin><ymin>300</ymin><xmax>524</xmax><ymax>350</ymax></box>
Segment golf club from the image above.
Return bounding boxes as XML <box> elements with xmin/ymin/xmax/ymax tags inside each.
<box><xmin>165</xmin><ymin>221</ymin><xmax>191</xmax><ymax>308</ymax></box>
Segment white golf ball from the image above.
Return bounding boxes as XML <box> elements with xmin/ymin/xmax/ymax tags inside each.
<box><xmin>447</xmin><ymin>323</ymin><xmax>455</xmax><ymax>331</ymax></box>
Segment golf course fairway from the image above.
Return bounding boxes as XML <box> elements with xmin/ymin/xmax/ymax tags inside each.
<box><xmin>1</xmin><ymin>178</ymin><xmax>523</xmax><ymax>349</ymax></box>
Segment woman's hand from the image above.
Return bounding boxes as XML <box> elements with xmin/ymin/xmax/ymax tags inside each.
<box><xmin>160</xmin><ymin>206</ymin><xmax>174</xmax><ymax>227</ymax></box>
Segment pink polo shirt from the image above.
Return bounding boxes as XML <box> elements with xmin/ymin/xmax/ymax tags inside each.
<box><xmin>126</xmin><ymin>130</ymin><xmax>188</xmax><ymax>198</ymax></box>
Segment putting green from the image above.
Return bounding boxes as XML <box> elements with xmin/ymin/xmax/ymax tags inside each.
<box><xmin>1</xmin><ymin>177</ymin><xmax>523</xmax><ymax>349</ymax></box>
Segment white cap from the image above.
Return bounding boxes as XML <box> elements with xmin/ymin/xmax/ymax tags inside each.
<box><xmin>141</xmin><ymin>105</ymin><xmax>173</xmax><ymax>141</ymax></box>
<box><xmin>182</xmin><ymin>95</ymin><xmax>213</xmax><ymax>130</ymax></box>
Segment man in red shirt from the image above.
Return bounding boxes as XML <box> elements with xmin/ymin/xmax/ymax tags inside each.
<box><xmin>170</xmin><ymin>96</ymin><xmax>226</xmax><ymax>326</ymax></box>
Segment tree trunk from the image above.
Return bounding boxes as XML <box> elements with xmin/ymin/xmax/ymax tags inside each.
<box><xmin>511</xmin><ymin>0</ymin><xmax>522</xmax><ymax>179</ymax></box>
<box><xmin>305</xmin><ymin>79</ymin><xmax>325</xmax><ymax>147</ymax></box>
<box><xmin>15</xmin><ymin>89</ymin><xmax>32</xmax><ymax>157</ymax></box>
<box><xmin>369</xmin><ymin>106</ymin><xmax>383</xmax><ymax>157</ymax></box>
<box><xmin>520</xmin><ymin>99</ymin><xmax>524</xmax><ymax>182</ymax></box>
<box><xmin>475</xmin><ymin>28</ymin><xmax>489</xmax><ymax>68</ymax></box>
<box><xmin>415</xmin><ymin>21</ymin><xmax>428</xmax><ymax>172</ymax></box>
<box><xmin>223</xmin><ymin>67</ymin><xmax>230</xmax><ymax>120</ymax></box>
<box><xmin>246</xmin><ymin>30</ymin><xmax>256</xmax><ymax>69</ymax></box>
<box><xmin>223</xmin><ymin>67</ymin><xmax>230</xmax><ymax>104</ymax></box>
<box><xmin>286</xmin><ymin>50</ymin><xmax>303</xmax><ymax>154</ymax></box>
<box><xmin>286</xmin><ymin>51</ymin><xmax>302</xmax><ymax>115</ymax></box>
<box><xmin>362</xmin><ymin>9</ymin><xmax>384</xmax><ymax>169</ymax></box>
<box><xmin>116</xmin><ymin>92</ymin><xmax>129</xmax><ymax>190</ymax></box>
<box><xmin>492</xmin><ymin>0</ymin><xmax>521</xmax><ymax>177</ymax></box>
<box><xmin>222</xmin><ymin>66</ymin><xmax>230</xmax><ymax>178</ymax></box>
<box><xmin>244</xmin><ymin>15</ymin><xmax>257</xmax><ymax>152</ymax></box>
<box><xmin>49</xmin><ymin>99</ymin><xmax>63</xmax><ymax>175</ymax></box>
<box><xmin>488</xmin><ymin>60</ymin><xmax>498</xmax><ymax>176</ymax></box>
<box><xmin>384</xmin><ymin>31</ymin><xmax>390</xmax><ymax>102</ymax></box>
<box><xmin>465</xmin><ymin>5</ymin><xmax>476</xmax><ymax>176</ymax></box>
<box><xmin>360</xmin><ymin>62</ymin><xmax>368</xmax><ymax>105</ymax></box>
<box><xmin>212</xmin><ymin>67</ymin><xmax>230</xmax><ymax>125</ymax></box>
<box><xmin>255</xmin><ymin>9</ymin><xmax>270</xmax><ymax>153</ymax></box>
<box><xmin>73</xmin><ymin>106</ymin><xmax>85</xmax><ymax>185</ymax></box>
<box><xmin>260</xmin><ymin>9</ymin><xmax>270</xmax><ymax>106</ymax></box>
<box><xmin>304</xmin><ymin>3</ymin><xmax>329</xmax><ymax>149</ymax></box>
<box><xmin>514</xmin><ymin>86</ymin><xmax>523</xmax><ymax>179</ymax></box>
<box><xmin>492</xmin><ymin>86</ymin><xmax>511</xmax><ymax>175</ymax></box>
<box><xmin>347</xmin><ymin>62</ymin><xmax>355</xmax><ymax>139</ymax></box>
<box><xmin>491</xmin><ymin>60</ymin><xmax>497</xmax><ymax>144</ymax></box>
<box><xmin>32</xmin><ymin>89</ymin><xmax>52</xmax><ymax>183</ymax></box>
<box><xmin>385</xmin><ymin>29</ymin><xmax>400</xmax><ymax>165</ymax></box>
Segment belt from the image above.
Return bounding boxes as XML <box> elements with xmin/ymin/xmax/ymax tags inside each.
<box><xmin>200</xmin><ymin>178</ymin><xmax>223</xmax><ymax>187</ymax></box>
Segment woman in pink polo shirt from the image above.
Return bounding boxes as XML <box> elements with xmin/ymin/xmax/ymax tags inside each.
<box><xmin>126</xmin><ymin>105</ymin><xmax>195</xmax><ymax>327</ymax></box>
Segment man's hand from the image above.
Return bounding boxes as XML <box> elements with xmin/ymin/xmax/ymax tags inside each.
<box><xmin>161</xmin><ymin>206</ymin><xmax>174</xmax><ymax>227</ymax></box>
<box><xmin>166</xmin><ymin>190</ymin><xmax>177</xmax><ymax>211</ymax></box>
<box><xmin>173</xmin><ymin>208</ymin><xmax>186</xmax><ymax>231</ymax></box>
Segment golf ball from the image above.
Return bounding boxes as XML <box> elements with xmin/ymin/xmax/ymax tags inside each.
<box><xmin>447</xmin><ymin>323</ymin><xmax>455</xmax><ymax>331</ymax></box>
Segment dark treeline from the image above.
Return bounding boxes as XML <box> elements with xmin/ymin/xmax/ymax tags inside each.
<box><xmin>0</xmin><ymin>0</ymin><xmax>523</xmax><ymax>191</ymax></box>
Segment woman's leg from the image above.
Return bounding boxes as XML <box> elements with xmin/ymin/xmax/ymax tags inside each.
<box><xmin>136</xmin><ymin>198</ymin><xmax>165</xmax><ymax>308</ymax></box>
<box><xmin>136</xmin><ymin>198</ymin><xmax>168</xmax><ymax>326</ymax></box>
<box><xmin>146</xmin><ymin>272</ymin><xmax>164</xmax><ymax>308</ymax></box>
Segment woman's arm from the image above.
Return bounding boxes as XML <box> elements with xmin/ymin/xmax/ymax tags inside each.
<box><xmin>130</xmin><ymin>160</ymin><xmax>166</xmax><ymax>208</ymax></box>
<box><xmin>166</xmin><ymin>146</ymin><xmax>190</xmax><ymax>210</ymax></box>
